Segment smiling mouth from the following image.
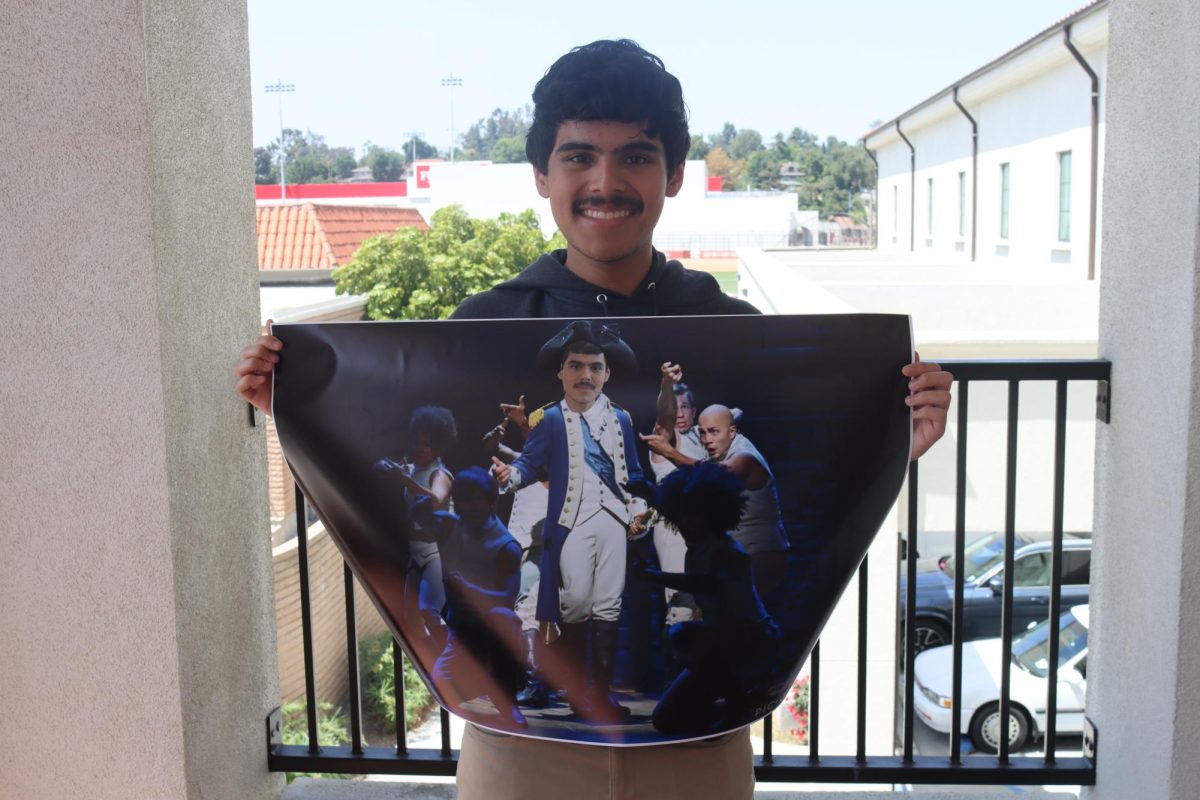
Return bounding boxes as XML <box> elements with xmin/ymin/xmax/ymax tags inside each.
<box><xmin>575</xmin><ymin>197</ymin><xmax>642</xmax><ymax>219</ymax></box>
<box><xmin>579</xmin><ymin>207</ymin><xmax>635</xmax><ymax>220</ymax></box>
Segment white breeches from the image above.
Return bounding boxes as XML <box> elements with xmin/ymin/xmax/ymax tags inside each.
<box><xmin>558</xmin><ymin>509</ymin><xmax>626</xmax><ymax>623</ymax></box>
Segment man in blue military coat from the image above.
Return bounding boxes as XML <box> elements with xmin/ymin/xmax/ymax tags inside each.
<box><xmin>491</xmin><ymin>320</ymin><xmax>645</xmax><ymax>721</ymax></box>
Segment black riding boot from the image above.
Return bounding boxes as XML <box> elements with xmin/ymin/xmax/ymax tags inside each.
<box><xmin>591</xmin><ymin>619</ymin><xmax>632</xmax><ymax>723</ymax></box>
<box><xmin>557</xmin><ymin>621</ymin><xmax>592</xmax><ymax>715</ymax></box>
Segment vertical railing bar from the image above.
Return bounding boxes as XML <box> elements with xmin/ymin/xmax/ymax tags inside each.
<box><xmin>809</xmin><ymin>641</ymin><xmax>820</xmax><ymax>762</ymax></box>
<box><xmin>343</xmin><ymin>562</ymin><xmax>363</xmax><ymax>755</ymax></box>
<box><xmin>393</xmin><ymin>639</ymin><xmax>407</xmax><ymax>754</ymax></box>
<box><xmin>951</xmin><ymin>380</ymin><xmax>969</xmax><ymax>763</ymax></box>
<box><xmin>763</xmin><ymin>707</ymin><xmax>774</xmax><ymax>761</ymax></box>
<box><xmin>294</xmin><ymin>484</ymin><xmax>320</xmax><ymax>753</ymax></box>
<box><xmin>999</xmin><ymin>380</ymin><xmax>1019</xmax><ymax>763</ymax></box>
<box><xmin>903</xmin><ymin>461</ymin><xmax>918</xmax><ymax>762</ymax></box>
<box><xmin>1045</xmin><ymin>379</ymin><xmax>1069</xmax><ymax>763</ymax></box>
<box><xmin>440</xmin><ymin>707</ymin><xmax>452</xmax><ymax>757</ymax></box>
<box><xmin>856</xmin><ymin>555</ymin><xmax>868</xmax><ymax>763</ymax></box>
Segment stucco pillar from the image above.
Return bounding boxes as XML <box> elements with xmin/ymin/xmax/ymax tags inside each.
<box><xmin>0</xmin><ymin>1</ymin><xmax>279</xmax><ymax>799</ymax></box>
<box><xmin>1086</xmin><ymin>1</ymin><xmax>1200</xmax><ymax>798</ymax></box>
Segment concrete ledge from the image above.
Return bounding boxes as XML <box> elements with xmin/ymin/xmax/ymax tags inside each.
<box><xmin>282</xmin><ymin>777</ymin><xmax>1078</xmax><ymax>799</ymax></box>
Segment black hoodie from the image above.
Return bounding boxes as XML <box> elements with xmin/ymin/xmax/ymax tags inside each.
<box><xmin>450</xmin><ymin>249</ymin><xmax>760</xmax><ymax>319</ymax></box>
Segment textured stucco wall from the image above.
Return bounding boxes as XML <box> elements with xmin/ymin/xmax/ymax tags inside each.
<box><xmin>1086</xmin><ymin>1</ymin><xmax>1200</xmax><ymax>798</ymax></box>
<box><xmin>0</xmin><ymin>1</ymin><xmax>278</xmax><ymax>798</ymax></box>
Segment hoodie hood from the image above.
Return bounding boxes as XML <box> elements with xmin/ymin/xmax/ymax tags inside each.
<box><xmin>451</xmin><ymin>249</ymin><xmax>760</xmax><ymax>320</ymax></box>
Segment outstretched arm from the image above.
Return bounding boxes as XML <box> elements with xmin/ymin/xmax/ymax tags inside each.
<box><xmin>499</xmin><ymin>395</ymin><xmax>531</xmax><ymax>438</ymax></box>
<box><xmin>482</xmin><ymin>421</ymin><xmax>521</xmax><ymax>463</ymax></box>
<box><xmin>654</xmin><ymin>362</ymin><xmax>683</xmax><ymax>439</ymax></box>
<box><xmin>640</xmin><ymin>426</ymin><xmax>699</xmax><ymax>468</ymax></box>
<box><xmin>401</xmin><ymin>468</ymin><xmax>452</xmax><ymax>510</ymax></box>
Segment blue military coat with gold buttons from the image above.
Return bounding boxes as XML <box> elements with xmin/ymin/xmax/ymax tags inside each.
<box><xmin>509</xmin><ymin>399</ymin><xmax>644</xmax><ymax>623</ymax></box>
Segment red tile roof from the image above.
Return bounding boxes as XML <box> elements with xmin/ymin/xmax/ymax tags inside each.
<box><xmin>256</xmin><ymin>203</ymin><xmax>428</xmax><ymax>270</ymax></box>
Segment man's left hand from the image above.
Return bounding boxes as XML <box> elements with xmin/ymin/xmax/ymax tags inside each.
<box><xmin>903</xmin><ymin>353</ymin><xmax>953</xmax><ymax>461</ymax></box>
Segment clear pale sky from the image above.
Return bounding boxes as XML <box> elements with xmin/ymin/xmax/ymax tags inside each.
<box><xmin>249</xmin><ymin>0</ymin><xmax>1090</xmax><ymax>154</ymax></box>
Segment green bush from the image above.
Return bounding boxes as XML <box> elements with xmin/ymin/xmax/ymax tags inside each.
<box><xmin>332</xmin><ymin>204</ymin><xmax>566</xmax><ymax>321</ymax></box>
<box><xmin>359</xmin><ymin>634</ymin><xmax>435</xmax><ymax>732</ymax></box>
<box><xmin>280</xmin><ymin>700</ymin><xmax>350</xmax><ymax>783</ymax></box>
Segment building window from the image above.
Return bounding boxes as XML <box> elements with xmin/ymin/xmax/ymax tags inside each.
<box><xmin>927</xmin><ymin>178</ymin><xmax>934</xmax><ymax>236</ymax></box>
<box><xmin>999</xmin><ymin>162</ymin><xmax>1010</xmax><ymax>239</ymax></box>
<box><xmin>893</xmin><ymin>185</ymin><xmax>898</xmax><ymax>233</ymax></box>
<box><xmin>1058</xmin><ymin>150</ymin><xmax>1072</xmax><ymax>242</ymax></box>
<box><xmin>958</xmin><ymin>171</ymin><xmax>966</xmax><ymax>238</ymax></box>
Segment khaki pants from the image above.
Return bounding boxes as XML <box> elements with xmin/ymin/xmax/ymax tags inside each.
<box><xmin>457</xmin><ymin>723</ymin><xmax>754</xmax><ymax>800</ymax></box>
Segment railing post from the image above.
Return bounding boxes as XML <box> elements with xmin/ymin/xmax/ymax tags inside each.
<box><xmin>294</xmin><ymin>485</ymin><xmax>320</xmax><ymax>753</ymax></box>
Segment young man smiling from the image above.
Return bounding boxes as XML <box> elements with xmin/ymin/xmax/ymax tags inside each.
<box><xmin>237</xmin><ymin>38</ymin><xmax>954</xmax><ymax>800</ymax></box>
<box><xmin>450</xmin><ymin>40</ymin><xmax>759</xmax><ymax>319</ymax></box>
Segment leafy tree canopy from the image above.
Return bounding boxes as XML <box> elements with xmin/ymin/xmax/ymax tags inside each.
<box><xmin>258</xmin><ymin>128</ymin><xmax>356</xmax><ymax>184</ymax></box>
<box><xmin>489</xmin><ymin>136</ymin><xmax>527</xmax><ymax>164</ymax></box>
<box><xmin>332</xmin><ymin>205</ymin><xmax>566</xmax><ymax>320</ymax></box>
<box><xmin>362</xmin><ymin>143</ymin><xmax>405</xmax><ymax>181</ymax></box>
<box><xmin>459</xmin><ymin>106</ymin><xmax>532</xmax><ymax>162</ymax></box>
<box><xmin>399</xmin><ymin>135</ymin><xmax>441</xmax><ymax>162</ymax></box>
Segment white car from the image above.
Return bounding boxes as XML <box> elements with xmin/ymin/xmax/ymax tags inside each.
<box><xmin>912</xmin><ymin>605</ymin><xmax>1088</xmax><ymax>753</ymax></box>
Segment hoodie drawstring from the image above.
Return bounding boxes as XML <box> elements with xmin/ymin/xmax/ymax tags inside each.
<box><xmin>595</xmin><ymin>293</ymin><xmax>610</xmax><ymax>316</ymax></box>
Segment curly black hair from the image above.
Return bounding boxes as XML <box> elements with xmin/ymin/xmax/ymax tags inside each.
<box><xmin>654</xmin><ymin>461</ymin><xmax>746</xmax><ymax>537</ymax></box>
<box><xmin>408</xmin><ymin>406</ymin><xmax>458</xmax><ymax>453</ymax></box>
<box><xmin>526</xmin><ymin>39</ymin><xmax>690</xmax><ymax>174</ymax></box>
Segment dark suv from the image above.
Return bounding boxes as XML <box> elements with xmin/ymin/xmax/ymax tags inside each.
<box><xmin>902</xmin><ymin>532</ymin><xmax>1092</xmax><ymax>653</ymax></box>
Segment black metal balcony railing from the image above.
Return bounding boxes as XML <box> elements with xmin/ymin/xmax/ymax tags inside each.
<box><xmin>267</xmin><ymin>358</ymin><xmax>1108</xmax><ymax>786</ymax></box>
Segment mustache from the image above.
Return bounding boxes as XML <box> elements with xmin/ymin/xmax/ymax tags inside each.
<box><xmin>574</xmin><ymin>196</ymin><xmax>643</xmax><ymax>213</ymax></box>
<box><xmin>573</xmin><ymin>381</ymin><xmax>596</xmax><ymax>389</ymax></box>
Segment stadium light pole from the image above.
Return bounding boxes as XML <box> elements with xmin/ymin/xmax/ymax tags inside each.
<box><xmin>265</xmin><ymin>80</ymin><xmax>295</xmax><ymax>200</ymax></box>
<box><xmin>440</xmin><ymin>75</ymin><xmax>462</xmax><ymax>163</ymax></box>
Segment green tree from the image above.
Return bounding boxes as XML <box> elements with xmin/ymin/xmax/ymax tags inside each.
<box><xmin>266</xmin><ymin>129</ymin><xmax>359</xmax><ymax>184</ymax></box>
<box><xmin>787</xmin><ymin>127</ymin><xmax>818</xmax><ymax>148</ymax></box>
<box><xmin>333</xmin><ymin>205</ymin><xmax>563</xmax><ymax>320</ymax></box>
<box><xmin>489</xmin><ymin>136</ymin><xmax>527</xmax><ymax>164</ymax></box>
<box><xmin>744</xmin><ymin>148</ymin><xmax>787</xmax><ymax>190</ymax></box>
<box><xmin>254</xmin><ymin>146</ymin><xmax>278</xmax><ymax>184</ymax></box>
<box><xmin>362</xmin><ymin>144</ymin><xmax>405</xmax><ymax>181</ymax></box>
<box><xmin>728</xmin><ymin>128</ymin><xmax>764</xmax><ymax>161</ymax></box>
<box><xmin>711</xmin><ymin>122</ymin><xmax>737</xmax><ymax>151</ymax></box>
<box><xmin>400</xmin><ymin>135</ymin><xmax>440</xmax><ymax>161</ymax></box>
<box><xmin>335</xmin><ymin>153</ymin><xmax>358</xmax><ymax>180</ymax></box>
<box><xmin>460</xmin><ymin>106</ymin><xmax>532</xmax><ymax>160</ymax></box>
<box><xmin>688</xmin><ymin>134</ymin><xmax>709</xmax><ymax>161</ymax></box>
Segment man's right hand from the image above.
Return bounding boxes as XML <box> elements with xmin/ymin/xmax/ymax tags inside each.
<box><xmin>490</xmin><ymin>456</ymin><xmax>513</xmax><ymax>487</ymax></box>
<box><xmin>235</xmin><ymin>328</ymin><xmax>282</xmax><ymax>415</ymax></box>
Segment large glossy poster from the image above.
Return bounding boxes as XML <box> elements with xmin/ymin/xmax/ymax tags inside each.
<box><xmin>272</xmin><ymin>314</ymin><xmax>912</xmax><ymax>745</ymax></box>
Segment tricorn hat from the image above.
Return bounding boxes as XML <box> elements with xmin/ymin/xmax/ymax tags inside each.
<box><xmin>535</xmin><ymin>320</ymin><xmax>638</xmax><ymax>374</ymax></box>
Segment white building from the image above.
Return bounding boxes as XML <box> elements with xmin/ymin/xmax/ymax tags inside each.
<box><xmin>864</xmin><ymin>1</ymin><xmax>1108</xmax><ymax>279</ymax></box>
<box><xmin>409</xmin><ymin>158</ymin><xmax>800</xmax><ymax>255</ymax></box>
